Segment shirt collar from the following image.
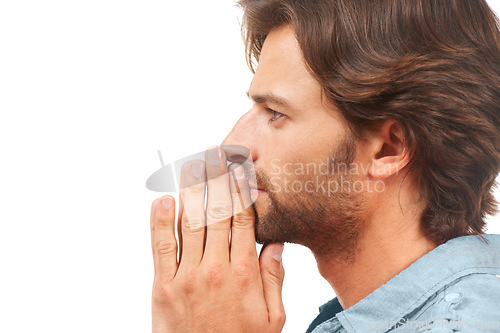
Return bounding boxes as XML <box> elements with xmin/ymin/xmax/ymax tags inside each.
<box><xmin>330</xmin><ymin>234</ymin><xmax>500</xmax><ymax>333</ymax></box>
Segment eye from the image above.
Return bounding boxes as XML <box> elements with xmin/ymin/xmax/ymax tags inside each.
<box><xmin>266</xmin><ymin>108</ymin><xmax>285</xmax><ymax>123</ymax></box>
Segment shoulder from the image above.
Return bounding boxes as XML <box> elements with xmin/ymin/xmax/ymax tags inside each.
<box><xmin>411</xmin><ymin>273</ymin><xmax>500</xmax><ymax>332</ymax></box>
<box><xmin>443</xmin><ymin>273</ymin><xmax>500</xmax><ymax>316</ymax></box>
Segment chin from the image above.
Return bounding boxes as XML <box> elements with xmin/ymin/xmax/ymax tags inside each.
<box><xmin>255</xmin><ymin>225</ymin><xmax>272</xmax><ymax>245</ymax></box>
<box><xmin>254</xmin><ymin>212</ymin><xmax>287</xmax><ymax>245</ymax></box>
<box><xmin>251</xmin><ymin>190</ymin><xmax>288</xmax><ymax>244</ymax></box>
<box><xmin>253</xmin><ymin>205</ymin><xmax>269</xmax><ymax>244</ymax></box>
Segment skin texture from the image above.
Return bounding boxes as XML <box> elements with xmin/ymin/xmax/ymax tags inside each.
<box><xmin>151</xmin><ymin>155</ymin><xmax>286</xmax><ymax>333</ymax></box>
<box><xmin>250</xmin><ymin>132</ymin><xmax>365</xmax><ymax>262</ymax></box>
<box><xmin>151</xmin><ymin>24</ymin><xmax>438</xmax><ymax>331</ymax></box>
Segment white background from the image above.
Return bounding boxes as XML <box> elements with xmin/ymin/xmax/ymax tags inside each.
<box><xmin>0</xmin><ymin>1</ymin><xmax>499</xmax><ymax>332</ymax></box>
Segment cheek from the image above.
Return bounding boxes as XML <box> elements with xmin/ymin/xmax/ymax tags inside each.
<box><xmin>259</xmin><ymin>116</ymin><xmax>348</xmax><ymax>180</ymax></box>
<box><xmin>265</xmin><ymin>158</ymin><xmax>315</xmax><ymax>190</ymax></box>
<box><xmin>297</xmin><ymin>112</ymin><xmax>348</xmax><ymax>148</ymax></box>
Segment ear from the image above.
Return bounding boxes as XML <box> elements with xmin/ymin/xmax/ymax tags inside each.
<box><xmin>368</xmin><ymin>120</ymin><xmax>410</xmax><ymax>179</ymax></box>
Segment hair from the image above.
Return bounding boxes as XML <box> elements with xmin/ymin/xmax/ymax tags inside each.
<box><xmin>236</xmin><ymin>0</ymin><xmax>500</xmax><ymax>245</ymax></box>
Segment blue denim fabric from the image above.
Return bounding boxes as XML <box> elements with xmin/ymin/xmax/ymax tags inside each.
<box><xmin>306</xmin><ymin>234</ymin><xmax>500</xmax><ymax>333</ymax></box>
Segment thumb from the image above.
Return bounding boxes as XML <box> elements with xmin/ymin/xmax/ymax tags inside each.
<box><xmin>260</xmin><ymin>243</ymin><xmax>286</xmax><ymax>329</ymax></box>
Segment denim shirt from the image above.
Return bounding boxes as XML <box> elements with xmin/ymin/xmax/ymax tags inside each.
<box><xmin>306</xmin><ymin>234</ymin><xmax>500</xmax><ymax>333</ymax></box>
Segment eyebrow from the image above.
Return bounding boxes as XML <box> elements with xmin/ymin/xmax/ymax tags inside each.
<box><xmin>246</xmin><ymin>91</ymin><xmax>293</xmax><ymax>110</ymax></box>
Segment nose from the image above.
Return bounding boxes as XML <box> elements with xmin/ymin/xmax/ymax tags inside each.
<box><xmin>221</xmin><ymin>110</ymin><xmax>259</xmax><ymax>165</ymax></box>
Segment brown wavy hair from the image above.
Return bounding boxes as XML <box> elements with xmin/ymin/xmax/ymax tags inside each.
<box><xmin>236</xmin><ymin>0</ymin><xmax>500</xmax><ymax>245</ymax></box>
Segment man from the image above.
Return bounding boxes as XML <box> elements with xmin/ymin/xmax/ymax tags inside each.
<box><xmin>150</xmin><ymin>0</ymin><xmax>500</xmax><ymax>332</ymax></box>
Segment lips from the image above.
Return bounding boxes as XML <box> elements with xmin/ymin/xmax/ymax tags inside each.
<box><xmin>248</xmin><ymin>184</ymin><xmax>265</xmax><ymax>191</ymax></box>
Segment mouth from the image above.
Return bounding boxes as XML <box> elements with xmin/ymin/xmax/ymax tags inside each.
<box><xmin>249</xmin><ymin>184</ymin><xmax>266</xmax><ymax>191</ymax></box>
<box><xmin>249</xmin><ymin>183</ymin><xmax>266</xmax><ymax>199</ymax></box>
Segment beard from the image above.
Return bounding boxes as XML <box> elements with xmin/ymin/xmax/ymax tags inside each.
<box><xmin>251</xmin><ymin>133</ymin><xmax>366</xmax><ymax>263</ymax></box>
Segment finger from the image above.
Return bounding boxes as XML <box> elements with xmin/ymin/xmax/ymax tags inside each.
<box><xmin>259</xmin><ymin>243</ymin><xmax>286</xmax><ymax>329</ymax></box>
<box><xmin>150</xmin><ymin>198</ymin><xmax>161</xmax><ymax>274</ymax></box>
<box><xmin>176</xmin><ymin>194</ymin><xmax>184</xmax><ymax>264</ymax></box>
<box><xmin>203</xmin><ymin>146</ymin><xmax>232</xmax><ymax>262</ymax></box>
<box><xmin>154</xmin><ymin>195</ymin><xmax>178</xmax><ymax>282</ymax></box>
<box><xmin>228</xmin><ymin>163</ymin><xmax>258</xmax><ymax>261</ymax></box>
<box><xmin>178</xmin><ymin>159</ymin><xmax>206</xmax><ymax>270</ymax></box>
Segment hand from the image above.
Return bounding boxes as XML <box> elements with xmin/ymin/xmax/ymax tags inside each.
<box><xmin>150</xmin><ymin>147</ymin><xmax>286</xmax><ymax>333</ymax></box>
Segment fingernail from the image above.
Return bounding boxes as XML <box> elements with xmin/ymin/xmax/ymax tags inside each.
<box><xmin>206</xmin><ymin>146</ymin><xmax>221</xmax><ymax>165</ymax></box>
<box><xmin>230</xmin><ymin>164</ymin><xmax>245</xmax><ymax>179</ymax></box>
<box><xmin>161</xmin><ymin>197</ymin><xmax>173</xmax><ymax>210</ymax></box>
<box><xmin>271</xmin><ymin>243</ymin><xmax>284</xmax><ymax>262</ymax></box>
<box><xmin>191</xmin><ymin>161</ymin><xmax>205</xmax><ymax>178</ymax></box>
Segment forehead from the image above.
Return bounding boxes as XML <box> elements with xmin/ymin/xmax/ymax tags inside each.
<box><xmin>249</xmin><ymin>25</ymin><xmax>323</xmax><ymax>104</ymax></box>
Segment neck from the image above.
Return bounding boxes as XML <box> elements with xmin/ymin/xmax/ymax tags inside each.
<box><xmin>315</xmin><ymin>188</ymin><xmax>437</xmax><ymax>310</ymax></box>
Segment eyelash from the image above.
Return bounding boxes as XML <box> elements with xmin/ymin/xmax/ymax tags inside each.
<box><xmin>266</xmin><ymin>108</ymin><xmax>285</xmax><ymax>123</ymax></box>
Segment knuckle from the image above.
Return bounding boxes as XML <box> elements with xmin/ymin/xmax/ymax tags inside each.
<box><xmin>190</xmin><ymin>184</ymin><xmax>206</xmax><ymax>195</ymax></box>
<box><xmin>181</xmin><ymin>159</ymin><xmax>201</xmax><ymax>174</ymax></box>
<box><xmin>206</xmin><ymin>202</ymin><xmax>232</xmax><ymax>221</ymax></box>
<box><xmin>204</xmin><ymin>262</ymin><xmax>225</xmax><ymax>288</ymax></box>
<box><xmin>231</xmin><ymin>211</ymin><xmax>254</xmax><ymax>228</ymax></box>
<box><xmin>178</xmin><ymin>271</ymin><xmax>197</xmax><ymax>295</ymax></box>
<box><xmin>181</xmin><ymin>218</ymin><xmax>205</xmax><ymax>233</ymax></box>
<box><xmin>180</xmin><ymin>182</ymin><xmax>205</xmax><ymax>197</ymax></box>
<box><xmin>152</xmin><ymin>283</ymin><xmax>174</xmax><ymax>304</ymax></box>
<box><xmin>232</xmin><ymin>262</ymin><xmax>251</xmax><ymax>278</ymax></box>
<box><xmin>180</xmin><ymin>160</ymin><xmax>191</xmax><ymax>173</ymax></box>
<box><xmin>264</xmin><ymin>268</ymin><xmax>282</xmax><ymax>287</ymax></box>
<box><xmin>232</xmin><ymin>259</ymin><xmax>258</xmax><ymax>285</ymax></box>
<box><xmin>156</xmin><ymin>240</ymin><xmax>177</xmax><ymax>256</ymax></box>
<box><xmin>156</xmin><ymin>211</ymin><xmax>171</xmax><ymax>226</ymax></box>
<box><xmin>275</xmin><ymin>311</ymin><xmax>286</xmax><ymax>326</ymax></box>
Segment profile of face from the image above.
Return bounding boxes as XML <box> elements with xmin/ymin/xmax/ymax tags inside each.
<box><xmin>222</xmin><ymin>25</ymin><xmax>371</xmax><ymax>260</ymax></box>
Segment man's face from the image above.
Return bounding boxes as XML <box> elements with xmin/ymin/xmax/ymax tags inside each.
<box><xmin>222</xmin><ymin>25</ymin><xmax>366</xmax><ymax>259</ymax></box>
